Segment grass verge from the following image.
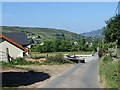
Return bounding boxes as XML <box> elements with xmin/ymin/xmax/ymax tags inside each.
<box><xmin>99</xmin><ymin>55</ymin><xmax>119</xmax><ymax>88</ymax></box>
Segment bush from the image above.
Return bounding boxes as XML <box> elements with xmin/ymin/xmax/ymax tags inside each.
<box><xmin>10</xmin><ymin>57</ymin><xmax>26</xmax><ymax>65</ymax></box>
<box><xmin>1</xmin><ymin>57</ymin><xmax>40</xmax><ymax>66</ymax></box>
<box><xmin>30</xmin><ymin>55</ymin><xmax>46</xmax><ymax>59</ymax></box>
<box><xmin>98</xmin><ymin>48</ymin><xmax>105</xmax><ymax>57</ymax></box>
<box><xmin>0</xmin><ymin>61</ymin><xmax>14</xmax><ymax>67</ymax></box>
<box><xmin>44</xmin><ymin>54</ymin><xmax>73</xmax><ymax>64</ymax></box>
<box><xmin>103</xmin><ymin>54</ymin><xmax>113</xmax><ymax>63</ymax></box>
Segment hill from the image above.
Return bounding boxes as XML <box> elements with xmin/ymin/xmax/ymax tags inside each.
<box><xmin>1</xmin><ymin>26</ymin><xmax>82</xmax><ymax>42</ymax></box>
<box><xmin>81</xmin><ymin>28</ymin><xmax>104</xmax><ymax>38</ymax></box>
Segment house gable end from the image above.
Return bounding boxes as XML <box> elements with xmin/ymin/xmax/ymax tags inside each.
<box><xmin>0</xmin><ymin>34</ymin><xmax>28</xmax><ymax>52</ymax></box>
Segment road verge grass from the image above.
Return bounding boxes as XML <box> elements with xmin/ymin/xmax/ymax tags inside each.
<box><xmin>99</xmin><ymin>54</ymin><xmax>119</xmax><ymax>88</ymax></box>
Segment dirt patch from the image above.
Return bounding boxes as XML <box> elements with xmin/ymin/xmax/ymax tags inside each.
<box><xmin>1</xmin><ymin>64</ymin><xmax>74</xmax><ymax>88</ymax></box>
<box><xmin>1</xmin><ymin>67</ymin><xmax>27</xmax><ymax>72</ymax></box>
<box><xmin>25</xmin><ymin>58</ymin><xmax>47</xmax><ymax>63</ymax></box>
<box><xmin>99</xmin><ymin>76</ymin><xmax>107</xmax><ymax>88</ymax></box>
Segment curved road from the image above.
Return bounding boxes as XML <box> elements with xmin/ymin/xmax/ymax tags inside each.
<box><xmin>40</xmin><ymin>53</ymin><xmax>100</xmax><ymax>88</ymax></box>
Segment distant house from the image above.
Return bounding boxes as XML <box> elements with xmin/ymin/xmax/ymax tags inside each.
<box><xmin>0</xmin><ymin>32</ymin><xmax>29</xmax><ymax>62</ymax></box>
<box><xmin>73</xmin><ymin>42</ymin><xmax>78</xmax><ymax>45</ymax></box>
<box><xmin>86</xmin><ymin>42</ymin><xmax>93</xmax><ymax>47</ymax></box>
<box><xmin>40</xmin><ymin>42</ymin><xmax>44</xmax><ymax>45</ymax></box>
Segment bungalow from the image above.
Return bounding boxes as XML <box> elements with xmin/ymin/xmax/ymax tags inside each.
<box><xmin>0</xmin><ymin>32</ymin><xmax>29</xmax><ymax>62</ymax></box>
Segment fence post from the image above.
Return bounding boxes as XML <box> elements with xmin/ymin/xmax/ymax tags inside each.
<box><xmin>46</xmin><ymin>54</ymin><xmax>48</xmax><ymax>58</ymax></box>
<box><xmin>6</xmin><ymin>48</ymin><xmax>10</xmax><ymax>62</ymax></box>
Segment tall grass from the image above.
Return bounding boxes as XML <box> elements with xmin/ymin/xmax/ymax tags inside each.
<box><xmin>1</xmin><ymin>57</ymin><xmax>40</xmax><ymax>68</ymax></box>
<box><xmin>99</xmin><ymin>55</ymin><xmax>119</xmax><ymax>88</ymax></box>
<box><xmin>1</xmin><ymin>54</ymin><xmax>74</xmax><ymax>67</ymax></box>
<box><xmin>43</xmin><ymin>54</ymin><xmax>74</xmax><ymax>65</ymax></box>
<box><xmin>30</xmin><ymin>51</ymin><xmax>92</xmax><ymax>56</ymax></box>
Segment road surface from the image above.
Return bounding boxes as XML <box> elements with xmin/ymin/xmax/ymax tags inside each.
<box><xmin>40</xmin><ymin>53</ymin><xmax>100</xmax><ymax>88</ymax></box>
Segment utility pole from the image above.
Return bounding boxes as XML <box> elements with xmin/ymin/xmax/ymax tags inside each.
<box><xmin>116</xmin><ymin>1</ymin><xmax>120</xmax><ymax>57</ymax></box>
<box><xmin>118</xmin><ymin>1</ymin><xmax>120</xmax><ymax>15</ymax></box>
<box><xmin>117</xmin><ymin>38</ymin><xmax>120</xmax><ymax>89</ymax></box>
<box><xmin>6</xmin><ymin>48</ymin><xmax>10</xmax><ymax>62</ymax></box>
<box><xmin>102</xmin><ymin>38</ymin><xmax>104</xmax><ymax>48</ymax></box>
<box><xmin>117</xmin><ymin>39</ymin><xmax>120</xmax><ymax>58</ymax></box>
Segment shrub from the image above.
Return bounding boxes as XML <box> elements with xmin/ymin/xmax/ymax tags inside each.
<box><xmin>30</xmin><ymin>55</ymin><xmax>46</xmax><ymax>59</ymax></box>
<box><xmin>1</xmin><ymin>57</ymin><xmax>40</xmax><ymax>66</ymax></box>
<box><xmin>103</xmin><ymin>54</ymin><xmax>113</xmax><ymax>63</ymax></box>
<box><xmin>98</xmin><ymin>48</ymin><xmax>105</xmax><ymax>57</ymax></box>
<box><xmin>0</xmin><ymin>61</ymin><xmax>14</xmax><ymax>67</ymax></box>
<box><xmin>44</xmin><ymin>54</ymin><xmax>73</xmax><ymax>64</ymax></box>
<box><xmin>10</xmin><ymin>57</ymin><xmax>26</xmax><ymax>65</ymax></box>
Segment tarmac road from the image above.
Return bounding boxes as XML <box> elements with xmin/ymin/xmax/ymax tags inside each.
<box><xmin>40</xmin><ymin>52</ymin><xmax>100</xmax><ymax>88</ymax></box>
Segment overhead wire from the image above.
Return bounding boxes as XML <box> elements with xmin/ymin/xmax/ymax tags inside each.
<box><xmin>114</xmin><ymin>1</ymin><xmax>119</xmax><ymax>16</ymax></box>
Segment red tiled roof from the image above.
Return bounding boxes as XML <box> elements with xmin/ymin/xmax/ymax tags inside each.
<box><xmin>0</xmin><ymin>34</ymin><xmax>28</xmax><ymax>52</ymax></box>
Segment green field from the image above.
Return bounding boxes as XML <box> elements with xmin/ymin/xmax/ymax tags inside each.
<box><xmin>30</xmin><ymin>51</ymin><xmax>92</xmax><ymax>57</ymax></box>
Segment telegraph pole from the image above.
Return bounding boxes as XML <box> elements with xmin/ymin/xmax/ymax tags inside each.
<box><xmin>117</xmin><ymin>2</ymin><xmax>120</xmax><ymax>89</ymax></box>
<box><xmin>116</xmin><ymin>1</ymin><xmax>120</xmax><ymax>58</ymax></box>
<box><xmin>118</xmin><ymin>1</ymin><xmax>120</xmax><ymax>15</ymax></box>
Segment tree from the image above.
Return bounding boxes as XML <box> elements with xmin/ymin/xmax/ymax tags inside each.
<box><xmin>29</xmin><ymin>38</ymin><xmax>34</xmax><ymax>44</ymax></box>
<box><xmin>104</xmin><ymin>15</ymin><xmax>120</xmax><ymax>42</ymax></box>
<box><xmin>80</xmin><ymin>36</ymin><xmax>86</xmax><ymax>46</ymax></box>
<box><xmin>78</xmin><ymin>36</ymin><xmax>86</xmax><ymax>51</ymax></box>
<box><xmin>43</xmin><ymin>41</ymin><xmax>53</xmax><ymax>52</ymax></box>
<box><xmin>37</xmin><ymin>35</ymin><xmax>41</xmax><ymax>38</ymax></box>
<box><xmin>52</xmin><ymin>39</ymin><xmax>61</xmax><ymax>52</ymax></box>
<box><xmin>56</xmin><ymin>33</ymin><xmax>65</xmax><ymax>40</ymax></box>
<box><xmin>60</xmin><ymin>40</ymin><xmax>71</xmax><ymax>51</ymax></box>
